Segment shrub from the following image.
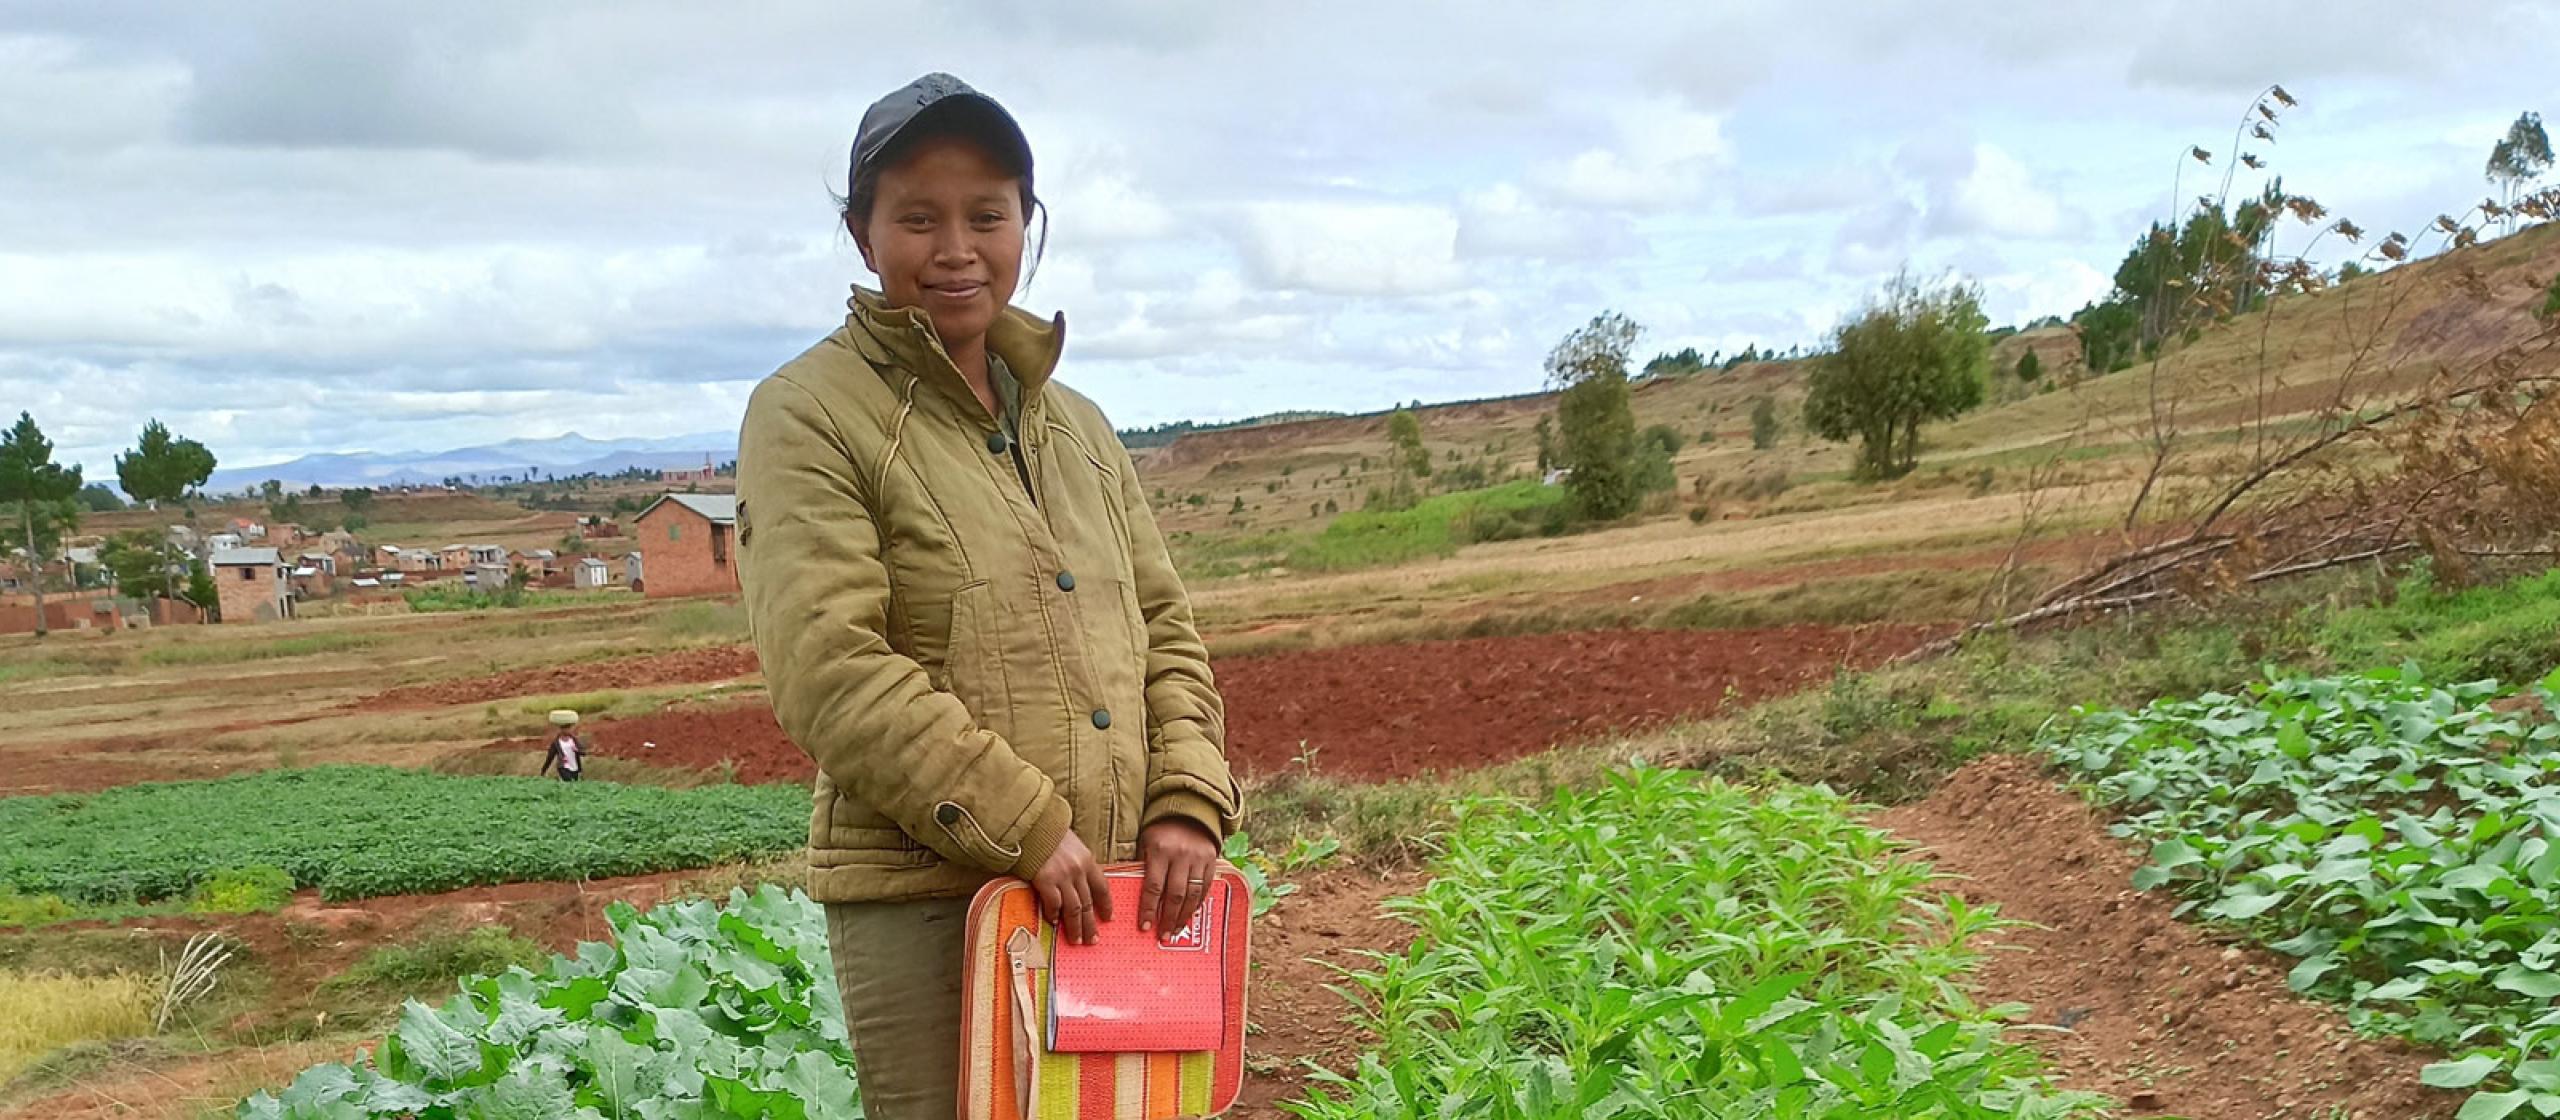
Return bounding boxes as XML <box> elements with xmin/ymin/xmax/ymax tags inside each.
<box><xmin>187</xmin><ymin>865</ymin><xmax>295</xmax><ymax>915</ymax></box>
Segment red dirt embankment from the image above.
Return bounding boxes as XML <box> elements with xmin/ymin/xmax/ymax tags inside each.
<box><xmin>476</xmin><ymin>624</ymin><xmax>1932</xmax><ymax>785</ymax></box>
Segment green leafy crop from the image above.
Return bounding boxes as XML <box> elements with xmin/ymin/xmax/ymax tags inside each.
<box><xmin>2047</xmin><ymin>665</ymin><xmax>2560</xmax><ymax>1118</ymax></box>
<box><xmin>240</xmin><ymin>885</ymin><xmax>859</xmax><ymax>1120</ymax></box>
<box><xmin>0</xmin><ymin>766</ymin><xmax>808</xmax><ymax>906</ymax></box>
<box><xmin>1286</xmin><ymin>767</ymin><xmax>2102</xmax><ymax>1119</ymax></box>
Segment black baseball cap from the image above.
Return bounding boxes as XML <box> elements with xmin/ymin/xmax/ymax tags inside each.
<box><xmin>849</xmin><ymin>72</ymin><xmax>1033</xmax><ymax>191</ymax></box>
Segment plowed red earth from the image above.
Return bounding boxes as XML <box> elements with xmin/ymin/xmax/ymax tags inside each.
<box><xmin>1877</xmin><ymin>755</ymin><xmax>2456</xmax><ymax>1119</ymax></box>
<box><xmin>348</xmin><ymin>645</ymin><xmax>761</xmax><ymax>710</ymax></box>
<box><xmin>1217</xmin><ymin>625</ymin><xmax>1932</xmax><ymax>779</ymax></box>
<box><xmin>471</xmin><ymin>625</ymin><xmax>1933</xmax><ymax>784</ymax></box>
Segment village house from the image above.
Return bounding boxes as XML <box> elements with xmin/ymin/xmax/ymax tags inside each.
<box><xmin>208</xmin><ymin>531</ymin><xmax>244</xmax><ymax>552</ymax></box>
<box><xmin>209</xmin><ymin>547</ymin><xmax>292</xmax><ymax>624</ymax></box>
<box><xmin>631</xmin><ymin>494</ymin><xmax>736</xmax><ymax>599</ymax></box>
<box><xmin>437</xmin><ymin>543</ymin><xmax>470</xmax><ymax>570</ymax></box>
<box><xmin>520</xmin><ymin>548</ymin><xmax>559</xmax><ymax>578</ymax></box>
<box><xmin>662</xmin><ymin>462</ymin><xmax>717</xmax><ymax>486</ymax></box>
<box><xmin>289</xmin><ymin>562</ymin><xmax>333</xmax><ymax>599</ymax></box>
<box><xmin>466</xmin><ymin>544</ymin><xmax>507</xmax><ymax>567</ymax></box>
<box><xmin>573</xmin><ymin>556</ymin><xmax>612</xmax><ymax>590</ymax></box>
<box><xmin>624</xmin><ymin>550</ymin><xmax>645</xmax><ymax>591</ymax></box>
<box><xmin>467</xmin><ymin>562</ymin><xmax>512</xmax><ymax>590</ymax></box>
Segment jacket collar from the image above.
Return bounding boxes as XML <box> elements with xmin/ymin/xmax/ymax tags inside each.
<box><xmin>844</xmin><ymin>285</ymin><xmax>1066</xmax><ymax>416</ymax></box>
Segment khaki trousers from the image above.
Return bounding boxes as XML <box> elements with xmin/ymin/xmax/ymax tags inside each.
<box><xmin>825</xmin><ymin>897</ymin><xmax>973</xmax><ymax>1120</ymax></box>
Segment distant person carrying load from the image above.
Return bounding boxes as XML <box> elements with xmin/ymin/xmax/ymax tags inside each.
<box><xmin>539</xmin><ymin>709</ymin><xmax>588</xmax><ymax>783</ymax></box>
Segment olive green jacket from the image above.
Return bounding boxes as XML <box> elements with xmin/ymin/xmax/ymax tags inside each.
<box><xmin>736</xmin><ymin>287</ymin><xmax>1240</xmax><ymax>904</ymax></box>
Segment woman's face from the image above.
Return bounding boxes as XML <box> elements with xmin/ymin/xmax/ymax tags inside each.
<box><xmin>856</xmin><ymin>135</ymin><xmax>1026</xmax><ymax>353</ymax></box>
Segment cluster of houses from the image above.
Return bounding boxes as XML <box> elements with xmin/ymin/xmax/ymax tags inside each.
<box><xmin>3</xmin><ymin>493</ymin><xmax>740</xmax><ymax>634</ymax></box>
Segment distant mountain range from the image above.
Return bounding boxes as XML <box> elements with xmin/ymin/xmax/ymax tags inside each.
<box><xmin>205</xmin><ymin>431</ymin><xmax>737</xmax><ymax>493</ymax></box>
<box><xmin>203</xmin><ymin>408</ymin><xmax>1359</xmax><ymax>493</ymax></box>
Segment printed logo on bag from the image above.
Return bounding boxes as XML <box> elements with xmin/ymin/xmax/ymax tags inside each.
<box><xmin>1162</xmin><ymin>894</ymin><xmax>1214</xmax><ymax>951</ymax></box>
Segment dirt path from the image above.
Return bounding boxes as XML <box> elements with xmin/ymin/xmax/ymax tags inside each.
<box><xmin>1875</xmin><ymin>756</ymin><xmax>2458</xmax><ymax>1120</ymax></box>
<box><xmin>1234</xmin><ymin>868</ymin><xmax>1424</xmax><ymax>1116</ymax></box>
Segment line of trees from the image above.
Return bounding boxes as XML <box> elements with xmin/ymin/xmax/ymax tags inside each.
<box><xmin>0</xmin><ymin>413</ymin><xmax>222</xmax><ymax>635</ymax></box>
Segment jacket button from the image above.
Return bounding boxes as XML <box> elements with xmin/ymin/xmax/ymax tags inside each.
<box><xmin>985</xmin><ymin>431</ymin><xmax>1010</xmax><ymax>455</ymax></box>
<box><xmin>936</xmin><ymin>804</ymin><xmax>960</xmax><ymax>826</ymax></box>
<box><xmin>1055</xmin><ymin>570</ymin><xmax>1076</xmax><ymax>592</ymax></box>
<box><xmin>1090</xmin><ymin>709</ymin><xmax>1111</xmax><ymax>730</ymax></box>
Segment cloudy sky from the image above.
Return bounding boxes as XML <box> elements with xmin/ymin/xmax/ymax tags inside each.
<box><xmin>5</xmin><ymin>1</ymin><xmax>2554</xmax><ymax>477</ymax></box>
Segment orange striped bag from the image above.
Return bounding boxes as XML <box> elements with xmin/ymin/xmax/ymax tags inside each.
<box><xmin>959</xmin><ymin>862</ymin><xmax>1249</xmax><ymax>1119</ymax></box>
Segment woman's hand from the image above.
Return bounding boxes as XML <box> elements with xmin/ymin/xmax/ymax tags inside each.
<box><xmin>1032</xmin><ymin>831</ymin><xmax>1112</xmax><ymax>945</ymax></box>
<box><xmin>1138</xmin><ymin>819</ymin><xmax>1220</xmax><ymax>941</ymax></box>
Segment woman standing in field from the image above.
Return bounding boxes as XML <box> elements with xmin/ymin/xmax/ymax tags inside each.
<box><xmin>734</xmin><ymin>73</ymin><xmax>1241</xmax><ymax>1118</ymax></box>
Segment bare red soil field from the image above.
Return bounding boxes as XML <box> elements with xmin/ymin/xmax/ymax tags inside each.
<box><xmin>1217</xmin><ymin>624</ymin><xmax>1933</xmax><ymax>779</ymax></box>
<box><xmin>347</xmin><ymin>644</ymin><xmax>762</xmax><ymax>710</ymax></box>
<box><xmin>473</xmin><ymin>624</ymin><xmax>1932</xmax><ymax>785</ymax></box>
<box><xmin>1877</xmin><ymin>755</ymin><xmax>2456</xmax><ymax>1120</ymax></box>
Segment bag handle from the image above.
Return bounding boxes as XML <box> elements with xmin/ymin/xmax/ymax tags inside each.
<box><xmin>1005</xmin><ymin>927</ymin><xmax>1046</xmax><ymax>1120</ymax></box>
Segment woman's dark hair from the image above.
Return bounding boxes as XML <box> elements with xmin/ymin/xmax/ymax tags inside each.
<box><xmin>838</xmin><ymin>111</ymin><xmax>1048</xmax><ymax>285</ymax></box>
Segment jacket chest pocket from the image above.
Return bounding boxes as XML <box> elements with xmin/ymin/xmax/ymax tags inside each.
<box><xmin>908</xmin><ymin>579</ymin><xmax>1016</xmax><ymax>743</ymax></box>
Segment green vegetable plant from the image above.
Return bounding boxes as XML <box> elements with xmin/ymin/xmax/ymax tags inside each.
<box><xmin>0</xmin><ymin>767</ymin><xmax>807</xmax><ymax>905</ymax></box>
<box><xmin>1286</xmin><ymin>767</ymin><xmax>2102</xmax><ymax>1119</ymax></box>
<box><xmin>240</xmin><ymin>886</ymin><xmax>860</xmax><ymax>1120</ymax></box>
<box><xmin>2046</xmin><ymin>665</ymin><xmax>2560</xmax><ymax>1118</ymax></box>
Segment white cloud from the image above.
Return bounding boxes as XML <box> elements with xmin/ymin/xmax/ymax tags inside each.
<box><xmin>1229</xmin><ymin>200</ymin><xmax>1463</xmax><ymax>297</ymax></box>
<box><xmin>1945</xmin><ymin>144</ymin><xmax>2068</xmax><ymax>238</ymax></box>
<box><xmin>3</xmin><ymin>1</ymin><xmax>2552</xmax><ymax>474</ymax></box>
<box><xmin>1534</xmin><ymin>98</ymin><xmax>1733</xmax><ymax>212</ymax></box>
<box><xmin>1980</xmin><ymin>257</ymin><xmax>2114</xmax><ymax>324</ymax></box>
<box><xmin>1456</xmin><ymin>183</ymin><xmax>1632</xmax><ymax>260</ymax></box>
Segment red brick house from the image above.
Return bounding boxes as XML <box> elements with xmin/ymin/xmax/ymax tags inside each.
<box><xmin>632</xmin><ymin>494</ymin><xmax>737</xmax><ymax>599</ymax></box>
<box><xmin>210</xmin><ymin>547</ymin><xmax>293</xmax><ymax>624</ymax></box>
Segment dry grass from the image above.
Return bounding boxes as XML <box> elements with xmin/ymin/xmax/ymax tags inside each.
<box><xmin>0</xmin><ymin>969</ymin><xmax>157</xmax><ymax>1084</ymax></box>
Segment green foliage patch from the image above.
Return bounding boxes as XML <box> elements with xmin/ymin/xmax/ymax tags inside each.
<box><xmin>2046</xmin><ymin>666</ymin><xmax>2560</xmax><ymax>1116</ymax></box>
<box><xmin>1287</xmin><ymin>480</ymin><xmax>1569</xmax><ymax>572</ymax></box>
<box><xmin>1287</xmin><ymin>767</ymin><xmax>2100</xmax><ymax>1118</ymax></box>
<box><xmin>242</xmin><ymin>886</ymin><xmax>860</xmax><ymax>1119</ymax></box>
<box><xmin>0</xmin><ymin>766</ymin><xmax>806</xmax><ymax>905</ymax></box>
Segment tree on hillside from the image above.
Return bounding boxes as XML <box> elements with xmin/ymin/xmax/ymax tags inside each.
<box><xmin>2074</xmin><ymin>300</ymin><xmax>2140</xmax><ymax>374</ymax></box>
<box><xmin>1532</xmin><ymin>415</ymin><xmax>1554</xmax><ymax>475</ymax></box>
<box><xmin>1546</xmin><ymin>311</ymin><xmax>1645</xmax><ymax>520</ymax></box>
<box><xmin>76</xmin><ymin>482</ymin><xmax>125</xmax><ymax>512</ymax></box>
<box><xmin>0</xmin><ymin>413</ymin><xmax>85</xmax><ymax>637</ymax></box>
<box><xmin>2015</xmin><ymin>350</ymin><xmax>2044</xmax><ymax>382</ymax></box>
<box><xmin>1803</xmin><ymin>274</ymin><xmax>1989</xmax><ymax>480</ymax></box>
<box><xmin>1384</xmin><ymin>408</ymin><xmax>1431</xmax><ymax>508</ymax></box>
<box><xmin>115</xmin><ymin>420</ymin><xmax>216</xmax><ymax>512</ymax></box>
<box><xmin>1749</xmin><ymin>396</ymin><xmax>1782</xmax><ymax>450</ymax></box>
<box><xmin>1643</xmin><ymin>347</ymin><xmax>1707</xmax><ymax>378</ymax></box>
<box><xmin>340</xmin><ymin>486</ymin><xmax>375</xmax><ymax>516</ymax></box>
<box><xmin>2487</xmin><ymin>112</ymin><xmax>2553</xmax><ymax>235</ymax></box>
<box><xmin>259</xmin><ymin>479</ymin><xmax>283</xmax><ymax>504</ymax></box>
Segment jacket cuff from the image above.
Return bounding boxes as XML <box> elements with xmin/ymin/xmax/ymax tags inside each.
<box><xmin>1006</xmin><ymin>795</ymin><xmax>1074</xmax><ymax>880</ymax></box>
<box><xmin>1141</xmin><ymin>791</ymin><xmax>1229</xmax><ymax>844</ymax></box>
